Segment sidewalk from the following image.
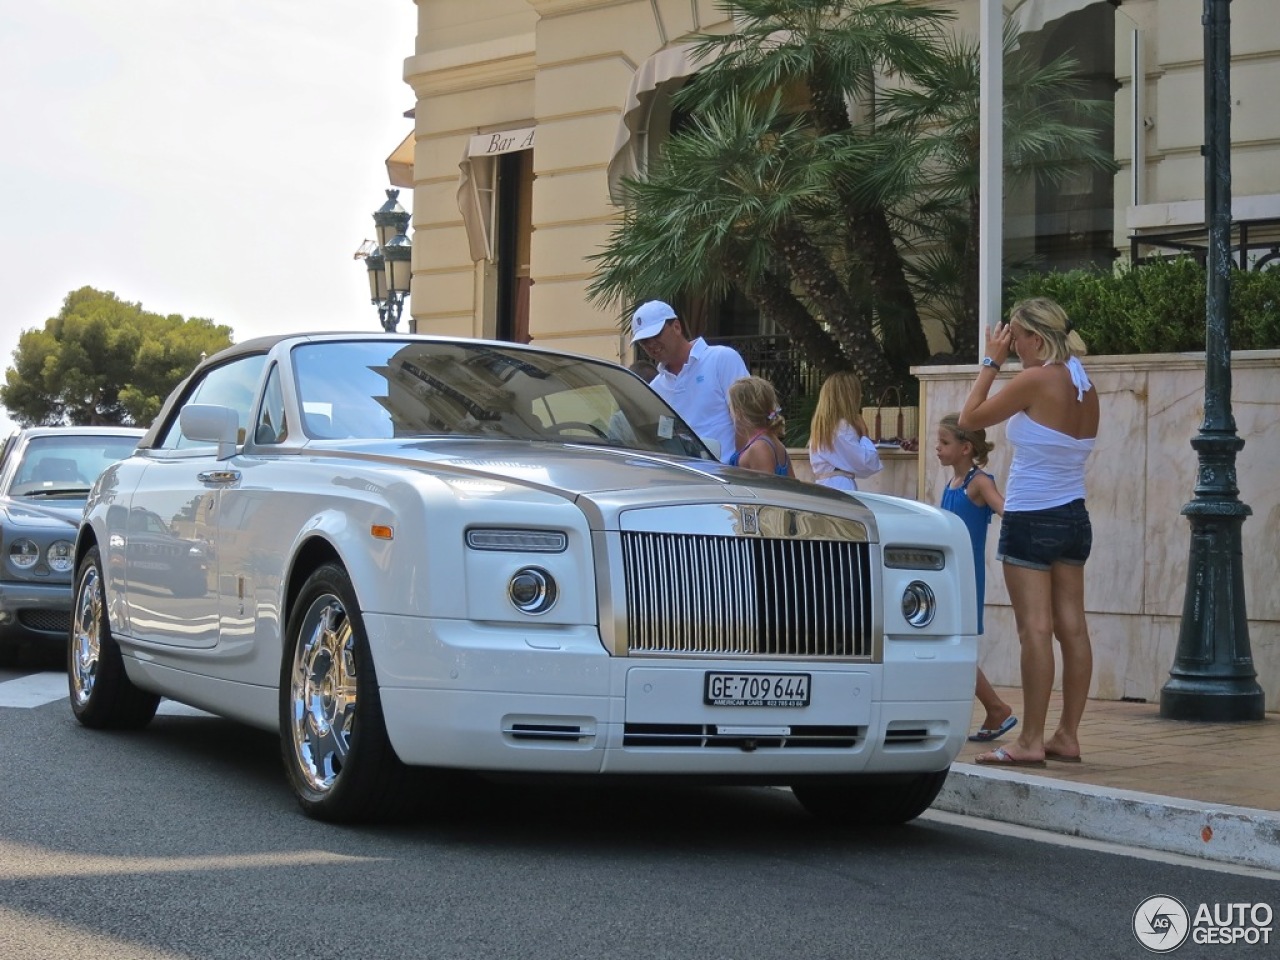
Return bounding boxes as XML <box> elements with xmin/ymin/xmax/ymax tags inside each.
<box><xmin>934</xmin><ymin>686</ymin><xmax>1280</xmax><ymax>872</ymax></box>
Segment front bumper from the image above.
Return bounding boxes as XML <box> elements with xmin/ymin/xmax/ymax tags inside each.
<box><xmin>367</xmin><ymin>614</ymin><xmax>974</xmax><ymax>778</ymax></box>
<box><xmin>0</xmin><ymin>579</ymin><xmax>72</xmax><ymax>637</ymax></box>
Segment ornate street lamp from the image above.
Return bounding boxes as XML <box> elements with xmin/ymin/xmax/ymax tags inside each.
<box><xmin>1160</xmin><ymin>0</ymin><xmax>1264</xmax><ymax>721</ymax></box>
<box><xmin>359</xmin><ymin>189</ymin><xmax>412</xmax><ymax>332</ymax></box>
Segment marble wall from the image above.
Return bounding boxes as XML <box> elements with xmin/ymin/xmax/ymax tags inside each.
<box><xmin>790</xmin><ymin>447</ymin><xmax>918</xmax><ymax>499</ymax></box>
<box><xmin>914</xmin><ymin>351</ymin><xmax>1280</xmax><ymax>712</ymax></box>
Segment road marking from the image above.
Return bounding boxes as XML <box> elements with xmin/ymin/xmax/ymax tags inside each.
<box><xmin>0</xmin><ymin>672</ymin><xmax>68</xmax><ymax>708</ymax></box>
<box><xmin>0</xmin><ymin>840</ymin><xmax>378</xmax><ymax>879</ymax></box>
<box><xmin>0</xmin><ymin>672</ymin><xmax>211</xmax><ymax>716</ymax></box>
<box><xmin>158</xmin><ymin>700</ymin><xmax>212</xmax><ymax>717</ymax></box>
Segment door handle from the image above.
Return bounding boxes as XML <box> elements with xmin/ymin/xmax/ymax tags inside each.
<box><xmin>197</xmin><ymin>470</ymin><xmax>241</xmax><ymax>484</ymax></box>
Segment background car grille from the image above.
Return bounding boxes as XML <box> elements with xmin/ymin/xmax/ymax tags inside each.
<box><xmin>621</xmin><ymin>532</ymin><xmax>873</xmax><ymax>658</ymax></box>
<box><xmin>19</xmin><ymin>610</ymin><xmax>70</xmax><ymax>635</ymax></box>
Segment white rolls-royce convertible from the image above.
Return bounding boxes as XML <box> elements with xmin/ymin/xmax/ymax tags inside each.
<box><xmin>71</xmin><ymin>334</ymin><xmax>978</xmax><ymax>824</ymax></box>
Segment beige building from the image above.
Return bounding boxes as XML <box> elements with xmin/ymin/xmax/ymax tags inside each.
<box><xmin>388</xmin><ymin>0</ymin><xmax>1280</xmax><ymax>363</ymax></box>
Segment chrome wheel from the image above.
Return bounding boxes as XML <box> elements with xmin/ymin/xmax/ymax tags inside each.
<box><xmin>288</xmin><ymin>595</ymin><xmax>358</xmax><ymax>794</ymax></box>
<box><xmin>68</xmin><ymin>545</ymin><xmax>159</xmax><ymax>729</ymax></box>
<box><xmin>70</xmin><ymin>562</ymin><xmax>103</xmax><ymax>708</ymax></box>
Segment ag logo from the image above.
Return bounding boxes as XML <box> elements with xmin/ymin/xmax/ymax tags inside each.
<box><xmin>1133</xmin><ymin>895</ymin><xmax>1190</xmax><ymax>953</ymax></box>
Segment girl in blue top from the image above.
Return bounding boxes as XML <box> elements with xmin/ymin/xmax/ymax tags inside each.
<box><xmin>937</xmin><ymin>412</ymin><xmax>1016</xmax><ymax>743</ymax></box>
<box><xmin>727</xmin><ymin>377</ymin><xmax>794</xmax><ymax>477</ymax></box>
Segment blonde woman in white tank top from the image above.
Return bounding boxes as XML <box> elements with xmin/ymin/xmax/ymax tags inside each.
<box><xmin>959</xmin><ymin>298</ymin><xmax>1100</xmax><ymax>768</ymax></box>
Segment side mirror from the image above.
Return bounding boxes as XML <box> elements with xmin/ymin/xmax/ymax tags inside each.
<box><xmin>701</xmin><ymin>436</ymin><xmax>722</xmax><ymax>460</ymax></box>
<box><xmin>180</xmin><ymin>404</ymin><xmax>240</xmax><ymax>461</ymax></box>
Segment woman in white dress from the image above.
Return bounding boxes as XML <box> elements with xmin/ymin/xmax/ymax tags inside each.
<box><xmin>807</xmin><ymin>371</ymin><xmax>883</xmax><ymax>492</ymax></box>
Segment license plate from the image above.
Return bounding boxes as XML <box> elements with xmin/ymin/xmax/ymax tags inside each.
<box><xmin>704</xmin><ymin>672</ymin><xmax>811</xmax><ymax>707</ymax></box>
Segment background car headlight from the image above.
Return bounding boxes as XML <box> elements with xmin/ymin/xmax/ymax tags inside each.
<box><xmin>901</xmin><ymin>580</ymin><xmax>936</xmax><ymax>628</ymax></box>
<box><xmin>508</xmin><ymin>566</ymin><xmax>558</xmax><ymax>614</ymax></box>
<box><xmin>9</xmin><ymin>538</ymin><xmax>39</xmax><ymax>569</ymax></box>
<box><xmin>46</xmin><ymin>540</ymin><xmax>75</xmax><ymax>573</ymax></box>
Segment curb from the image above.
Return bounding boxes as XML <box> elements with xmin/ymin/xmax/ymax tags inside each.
<box><xmin>935</xmin><ymin>763</ymin><xmax>1280</xmax><ymax>873</ymax></box>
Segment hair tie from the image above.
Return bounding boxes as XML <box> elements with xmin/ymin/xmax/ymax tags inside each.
<box><xmin>767</xmin><ymin>407</ymin><xmax>781</xmax><ymax>422</ymax></box>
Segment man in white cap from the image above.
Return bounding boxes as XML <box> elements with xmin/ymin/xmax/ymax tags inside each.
<box><xmin>631</xmin><ymin>300</ymin><xmax>749</xmax><ymax>461</ymax></box>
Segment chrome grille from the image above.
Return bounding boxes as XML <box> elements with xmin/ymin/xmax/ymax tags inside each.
<box><xmin>621</xmin><ymin>532</ymin><xmax>872</xmax><ymax>658</ymax></box>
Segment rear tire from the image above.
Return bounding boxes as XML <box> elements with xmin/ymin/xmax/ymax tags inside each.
<box><xmin>280</xmin><ymin>563</ymin><xmax>417</xmax><ymax>823</ymax></box>
<box><xmin>68</xmin><ymin>546</ymin><xmax>160</xmax><ymax>729</ymax></box>
<box><xmin>792</xmin><ymin>769</ymin><xmax>950</xmax><ymax>826</ymax></box>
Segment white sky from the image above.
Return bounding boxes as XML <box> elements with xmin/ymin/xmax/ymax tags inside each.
<box><xmin>0</xmin><ymin>0</ymin><xmax>419</xmax><ymax>434</ymax></box>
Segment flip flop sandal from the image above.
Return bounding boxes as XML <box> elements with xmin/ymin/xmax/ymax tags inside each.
<box><xmin>968</xmin><ymin>715</ymin><xmax>1018</xmax><ymax>742</ymax></box>
<box><xmin>975</xmin><ymin>746</ymin><xmax>1046</xmax><ymax>768</ymax></box>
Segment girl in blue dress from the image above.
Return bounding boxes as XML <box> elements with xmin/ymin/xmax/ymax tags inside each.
<box><xmin>726</xmin><ymin>377</ymin><xmax>794</xmax><ymax>477</ymax></box>
<box><xmin>936</xmin><ymin>412</ymin><xmax>1017</xmax><ymax>742</ymax></box>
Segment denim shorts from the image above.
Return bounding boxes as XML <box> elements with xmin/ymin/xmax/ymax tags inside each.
<box><xmin>997</xmin><ymin>499</ymin><xmax>1092</xmax><ymax>571</ymax></box>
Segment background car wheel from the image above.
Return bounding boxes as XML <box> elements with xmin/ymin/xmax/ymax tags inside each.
<box><xmin>791</xmin><ymin>769</ymin><xmax>950</xmax><ymax>826</ymax></box>
<box><xmin>280</xmin><ymin>563</ymin><xmax>417</xmax><ymax>823</ymax></box>
<box><xmin>68</xmin><ymin>546</ymin><xmax>161</xmax><ymax>729</ymax></box>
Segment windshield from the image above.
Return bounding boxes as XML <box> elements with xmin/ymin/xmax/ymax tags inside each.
<box><xmin>8</xmin><ymin>434</ymin><xmax>141</xmax><ymax>497</ymax></box>
<box><xmin>290</xmin><ymin>340</ymin><xmax>713</xmax><ymax>459</ymax></box>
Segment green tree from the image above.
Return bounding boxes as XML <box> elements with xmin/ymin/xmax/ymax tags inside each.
<box><xmin>1</xmin><ymin>287</ymin><xmax>233</xmax><ymax>427</ymax></box>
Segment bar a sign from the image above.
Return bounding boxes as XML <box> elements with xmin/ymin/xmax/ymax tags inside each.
<box><xmin>469</xmin><ymin>126</ymin><xmax>536</xmax><ymax>157</ymax></box>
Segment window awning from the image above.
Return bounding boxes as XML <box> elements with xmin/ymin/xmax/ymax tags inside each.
<box><xmin>386</xmin><ymin>132</ymin><xmax>414</xmax><ymax>188</ymax></box>
<box><xmin>457</xmin><ymin>126</ymin><xmax>537</xmax><ymax>262</ymax></box>
<box><xmin>606</xmin><ymin>44</ymin><xmax>704</xmax><ymax>206</ymax></box>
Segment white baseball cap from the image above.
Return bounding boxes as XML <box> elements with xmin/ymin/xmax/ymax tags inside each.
<box><xmin>631</xmin><ymin>300</ymin><xmax>677</xmax><ymax>343</ymax></box>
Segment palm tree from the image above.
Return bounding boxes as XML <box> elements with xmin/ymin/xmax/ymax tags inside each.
<box><xmin>678</xmin><ymin>0</ymin><xmax>955</xmax><ymax>375</ymax></box>
<box><xmin>589</xmin><ymin>1</ymin><xmax>1116</xmax><ymax>399</ymax></box>
<box><xmin>588</xmin><ymin>95</ymin><xmax>902</xmax><ymax>393</ymax></box>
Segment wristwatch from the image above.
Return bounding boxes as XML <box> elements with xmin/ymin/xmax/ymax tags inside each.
<box><xmin>981</xmin><ymin>356</ymin><xmax>1001</xmax><ymax>371</ymax></box>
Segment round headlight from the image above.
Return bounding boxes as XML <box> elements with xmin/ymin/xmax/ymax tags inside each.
<box><xmin>9</xmin><ymin>538</ymin><xmax>39</xmax><ymax>569</ymax></box>
<box><xmin>508</xmin><ymin>566</ymin><xmax>558</xmax><ymax>615</ymax></box>
<box><xmin>901</xmin><ymin>580</ymin><xmax>936</xmax><ymax>628</ymax></box>
<box><xmin>46</xmin><ymin>540</ymin><xmax>75</xmax><ymax>574</ymax></box>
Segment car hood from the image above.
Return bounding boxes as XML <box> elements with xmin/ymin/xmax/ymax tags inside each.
<box><xmin>313</xmin><ymin>438</ymin><xmax>849</xmax><ymax>504</ymax></box>
<box><xmin>0</xmin><ymin>497</ymin><xmax>84</xmax><ymax>528</ymax></box>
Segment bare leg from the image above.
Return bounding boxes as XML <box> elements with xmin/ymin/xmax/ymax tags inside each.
<box><xmin>975</xmin><ymin>668</ymin><xmax>1014</xmax><ymax>731</ymax></box>
<box><xmin>992</xmin><ymin>562</ymin><xmax>1055</xmax><ymax>761</ymax></box>
<box><xmin>1045</xmin><ymin>561</ymin><xmax>1092</xmax><ymax>759</ymax></box>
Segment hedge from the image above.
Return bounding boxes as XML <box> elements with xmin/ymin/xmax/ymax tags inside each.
<box><xmin>1004</xmin><ymin>258</ymin><xmax>1280</xmax><ymax>355</ymax></box>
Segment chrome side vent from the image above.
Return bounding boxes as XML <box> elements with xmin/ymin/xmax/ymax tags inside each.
<box><xmin>502</xmin><ymin>718</ymin><xmax>594</xmax><ymax>743</ymax></box>
<box><xmin>882</xmin><ymin>722</ymin><xmax>947</xmax><ymax>749</ymax></box>
<box><xmin>621</xmin><ymin>532</ymin><xmax>873</xmax><ymax>658</ymax></box>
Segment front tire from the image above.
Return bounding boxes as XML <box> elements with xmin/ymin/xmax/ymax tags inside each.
<box><xmin>791</xmin><ymin>769</ymin><xmax>950</xmax><ymax>826</ymax></box>
<box><xmin>280</xmin><ymin>563</ymin><xmax>415</xmax><ymax>823</ymax></box>
<box><xmin>68</xmin><ymin>546</ymin><xmax>160</xmax><ymax>729</ymax></box>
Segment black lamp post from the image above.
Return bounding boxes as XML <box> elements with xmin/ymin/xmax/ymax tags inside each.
<box><xmin>1160</xmin><ymin>0</ymin><xmax>1264</xmax><ymax>721</ymax></box>
<box><xmin>361</xmin><ymin>189</ymin><xmax>412</xmax><ymax>332</ymax></box>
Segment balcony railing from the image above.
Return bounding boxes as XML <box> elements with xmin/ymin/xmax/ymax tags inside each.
<box><xmin>1130</xmin><ymin>217</ymin><xmax>1280</xmax><ymax>271</ymax></box>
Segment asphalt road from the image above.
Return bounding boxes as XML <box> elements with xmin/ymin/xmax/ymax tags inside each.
<box><xmin>2</xmin><ymin>663</ymin><xmax>1277</xmax><ymax>960</ymax></box>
